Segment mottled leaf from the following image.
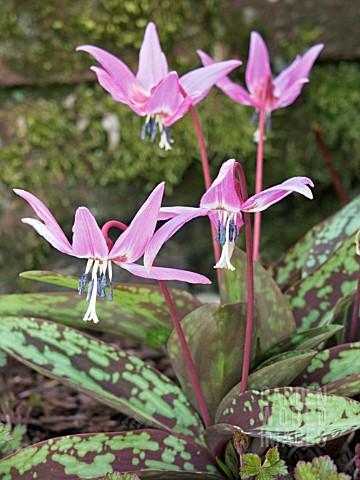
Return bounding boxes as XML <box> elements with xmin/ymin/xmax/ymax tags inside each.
<box><xmin>285</xmin><ymin>236</ymin><xmax>359</xmax><ymax>330</ymax></box>
<box><xmin>0</xmin><ymin>317</ymin><xmax>204</xmax><ymax>442</ymax></box>
<box><xmin>217</xmin><ymin>351</ymin><xmax>316</xmax><ymax>417</ymax></box>
<box><xmin>219</xmin><ymin>248</ymin><xmax>296</xmax><ymax>358</ymax></box>
<box><xmin>264</xmin><ymin>325</ymin><xmax>342</xmax><ymax>358</ymax></box>
<box><xmin>19</xmin><ymin>270</ymin><xmax>201</xmax><ymax>330</ymax></box>
<box><xmin>302</xmin><ymin>195</ymin><xmax>360</xmax><ymax>276</ymax></box>
<box><xmin>216</xmin><ymin>387</ymin><xmax>360</xmax><ymax>446</ymax></box>
<box><xmin>293</xmin><ymin>342</ymin><xmax>360</xmax><ymax>391</ymax></box>
<box><xmin>329</xmin><ymin>290</ymin><xmax>357</xmax><ymax>343</ymax></box>
<box><xmin>203</xmin><ymin>424</ymin><xmax>241</xmax><ymax>459</ymax></box>
<box><xmin>167</xmin><ymin>303</ymin><xmax>249</xmax><ymax>420</ymax></box>
<box><xmin>0</xmin><ymin>430</ymin><xmax>220</xmax><ymax>479</ymax></box>
<box><xmin>319</xmin><ymin>375</ymin><xmax>360</xmax><ymax>397</ymax></box>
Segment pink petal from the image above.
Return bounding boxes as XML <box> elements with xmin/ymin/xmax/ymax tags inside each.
<box><xmin>158</xmin><ymin>206</ymin><xmax>199</xmax><ymax>220</ymax></box>
<box><xmin>241</xmin><ymin>177</ymin><xmax>314</xmax><ymax>212</ymax></box>
<box><xmin>14</xmin><ymin>189</ymin><xmax>72</xmax><ymax>254</ymax></box>
<box><xmin>77</xmin><ymin>45</ymin><xmax>142</xmax><ymax>102</ymax></box>
<box><xmin>90</xmin><ymin>67</ymin><xmax>146</xmax><ymax>115</ymax></box>
<box><xmin>136</xmin><ymin>22</ymin><xmax>168</xmax><ymax>94</ymax></box>
<box><xmin>110</xmin><ymin>182</ymin><xmax>165</xmax><ymax>263</ymax></box>
<box><xmin>272</xmin><ymin>78</ymin><xmax>308</xmax><ymax>110</ymax></box>
<box><xmin>245</xmin><ymin>32</ymin><xmax>272</xmax><ymax>97</ymax></box>
<box><xmin>118</xmin><ymin>262</ymin><xmax>211</xmax><ymax>284</ymax></box>
<box><xmin>200</xmin><ymin>159</ymin><xmax>242</xmax><ymax>211</ymax></box>
<box><xmin>21</xmin><ymin>218</ymin><xmax>73</xmax><ymax>255</ymax></box>
<box><xmin>180</xmin><ymin>59</ymin><xmax>241</xmax><ymax>105</ymax></box>
<box><xmin>144</xmin><ymin>72</ymin><xmax>183</xmax><ymax>119</ymax></box>
<box><xmin>72</xmin><ymin>207</ymin><xmax>108</xmax><ymax>259</ymax></box>
<box><xmin>144</xmin><ymin>209</ymin><xmax>207</xmax><ymax>271</ymax></box>
<box><xmin>164</xmin><ymin>92</ymin><xmax>200</xmax><ymax>126</ymax></box>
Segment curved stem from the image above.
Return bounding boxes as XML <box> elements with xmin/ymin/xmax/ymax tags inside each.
<box><xmin>253</xmin><ymin>84</ymin><xmax>268</xmax><ymax>262</ymax></box>
<box><xmin>235</xmin><ymin>164</ymin><xmax>255</xmax><ymax>393</ymax></box>
<box><xmin>101</xmin><ymin>220</ymin><xmax>211</xmax><ymax>427</ymax></box>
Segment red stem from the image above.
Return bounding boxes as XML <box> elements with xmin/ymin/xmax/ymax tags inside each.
<box><xmin>235</xmin><ymin>164</ymin><xmax>255</xmax><ymax>393</ymax></box>
<box><xmin>313</xmin><ymin>125</ymin><xmax>349</xmax><ymax>206</ymax></box>
<box><xmin>179</xmin><ymin>86</ymin><xmax>221</xmax><ymax>283</ymax></box>
<box><xmin>252</xmin><ymin>92</ymin><xmax>267</xmax><ymax>262</ymax></box>
<box><xmin>102</xmin><ymin>220</ymin><xmax>211</xmax><ymax>428</ymax></box>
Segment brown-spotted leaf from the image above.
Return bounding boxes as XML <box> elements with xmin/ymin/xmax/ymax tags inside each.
<box><xmin>293</xmin><ymin>342</ymin><xmax>360</xmax><ymax>391</ymax></box>
<box><xmin>263</xmin><ymin>325</ymin><xmax>342</xmax><ymax>358</ymax></box>
<box><xmin>19</xmin><ymin>270</ymin><xmax>201</xmax><ymax>330</ymax></box>
<box><xmin>219</xmin><ymin>248</ymin><xmax>296</xmax><ymax>358</ymax></box>
<box><xmin>217</xmin><ymin>351</ymin><xmax>316</xmax><ymax>418</ymax></box>
<box><xmin>167</xmin><ymin>303</ymin><xmax>249</xmax><ymax>420</ymax></box>
<box><xmin>0</xmin><ymin>317</ymin><xmax>204</xmax><ymax>442</ymax></box>
<box><xmin>285</xmin><ymin>236</ymin><xmax>359</xmax><ymax>330</ymax></box>
<box><xmin>215</xmin><ymin>387</ymin><xmax>360</xmax><ymax>446</ymax></box>
<box><xmin>319</xmin><ymin>375</ymin><xmax>360</xmax><ymax>397</ymax></box>
<box><xmin>0</xmin><ymin>292</ymin><xmax>168</xmax><ymax>343</ymax></box>
<box><xmin>0</xmin><ymin>430</ymin><xmax>221</xmax><ymax>479</ymax></box>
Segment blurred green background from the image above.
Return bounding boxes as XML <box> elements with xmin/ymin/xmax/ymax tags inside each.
<box><xmin>0</xmin><ymin>0</ymin><xmax>359</xmax><ymax>292</ymax></box>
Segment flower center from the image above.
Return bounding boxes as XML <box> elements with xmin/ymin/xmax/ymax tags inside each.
<box><xmin>214</xmin><ymin>211</ymin><xmax>239</xmax><ymax>270</ymax></box>
<box><xmin>78</xmin><ymin>258</ymin><xmax>113</xmax><ymax>323</ymax></box>
<box><xmin>141</xmin><ymin>114</ymin><xmax>174</xmax><ymax>150</ymax></box>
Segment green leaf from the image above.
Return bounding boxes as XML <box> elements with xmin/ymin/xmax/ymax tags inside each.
<box><xmin>0</xmin><ymin>317</ymin><xmax>204</xmax><ymax>443</ymax></box>
<box><xmin>294</xmin><ymin>461</ymin><xmax>319</xmax><ymax>480</ymax></box>
<box><xmin>217</xmin><ymin>351</ymin><xmax>316</xmax><ymax>418</ymax></box>
<box><xmin>285</xmin><ymin>236</ymin><xmax>359</xmax><ymax>331</ymax></box>
<box><xmin>167</xmin><ymin>303</ymin><xmax>249</xmax><ymax>420</ymax></box>
<box><xmin>224</xmin><ymin>440</ymin><xmax>239</xmax><ymax>480</ymax></box>
<box><xmin>293</xmin><ymin>342</ymin><xmax>360</xmax><ymax>392</ymax></box>
<box><xmin>0</xmin><ymin>430</ymin><xmax>220</xmax><ymax>479</ymax></box>
<box><xmin>263</xmin><ymin>447</ymin><xmax>288</xmax><ymax>477</ymax></box>
<box><xmin>264</xmin><ymin>325</ymin><xmax>343</xmax><ymax>358</ymax></box>
<box><xmin>215</xmin><ymin>387</ymin><xmax>360</xmax><ymax>446</ymax></box>
<box><xmin>240</xmin><ymin>453</ymin><xmax>261</xmax><ymax>478</ymax></box>
<box><xmin>294</xmin><ymin>455</ymin><xmax>351</xmax><ymax>480</ymax></box>
<box><xmin>19</xmin><ymin>270</ymin><xmax>201</xmax><ymax>331</ymax></box>
<box><xmin>0</xmin><ymin>424</ymin><xmax>11</xmax><ymax>448</ymax></box>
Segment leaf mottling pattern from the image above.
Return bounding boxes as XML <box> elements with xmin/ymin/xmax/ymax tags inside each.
<box><xmin>0</xmin><ymin>317</ymin><xmax>204</xmax><ymax>442</ymax></box>
<box><xmin>216</xmin><ymin>387</ymin><xmax>360</xmax><ymax>446</ymax></box>
<box><xmin>0</xmin><ymin>430</ymin><xmax>220</xmax><ymax>479</ymax></box>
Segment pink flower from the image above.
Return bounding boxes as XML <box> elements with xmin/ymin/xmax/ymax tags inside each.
<box><xmin>198</xmin><ymin>32</ymin><xmax>323</xmax><ymax>113</ymax></box>
<box><xmin>77</xmin><ymin>22</ymin><xmax>241</xmax><ymax>150</ymax></box>
<box><xmin>14</xmin><ymin>185</ymin><xmax>210</xmax><ymax>323</ymax></box>
<box><xmin>144</xmin><ymin>159</ymin><xmax>314</xmax><ymax>270</ymax></box>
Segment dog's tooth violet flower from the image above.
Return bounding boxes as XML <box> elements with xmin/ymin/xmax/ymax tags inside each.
<box><xmin>77</xmin><ymin>22</ymin><xmax>241</xmax><ymax>150</ymax></box>
<box><xmin>15</xmin><ymin>185</ymin><xmax>210</xmax><ymax>323</ymax></box>
<box><xmin>198</xmin><ymin>31</ymin><xmax>323</xmax><ymax>115</ymax></box>
<box><xmin>145</xmin><ymin>159</ymin><xmax>314</xmax><ymax>271</ymax></box>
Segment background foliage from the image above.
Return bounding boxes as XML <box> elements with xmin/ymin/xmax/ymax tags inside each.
<box><xmin>0</xmin><ymin>0</ymin><xmax>359</xmax><ymax>291</ymax></box>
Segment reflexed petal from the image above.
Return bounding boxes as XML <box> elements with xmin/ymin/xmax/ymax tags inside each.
<box><xmin>77</xmin><ymin>45</ymin><xmax>140</xmax><ymax>101</ymax></box>
<box><xmin>158</xmin><ymin>206</ymin><xmax>200</xmax><ymax>220</ymax></box>
<box><xmin>180</xmin><ymin>59</ymin><xmax>241</xmax><ymax>105</ymax></box>
<box><xmin>272</xmin><ymin>78</ymin><xmax>308</xmax><ymax>110</ymax></box>
<box><xmin>14</xmin><ymin>189</ymin><xmax>72</xmax><ymax>254</ymax></box>
<box><xmin>144</xmin><ymin>209</ymin><xmax>207</xmax><ymax>271</ymax></box>
<box><xmin>245</xmin><ymin>32</ymin><xmax>272</xmax><ymax>96</ymax></box>
<box><xmin>241</xmin><ymin>177</ymin><xmax>314</xmax><ymax>212</ymax></box>
<box><xmin>111</xmin><ymin>183</ymin><xmax>165</xmax><ymax>262</ymax></box>
<box><xmin>72</xmin><ymin>207</ymin><xmax>108</xmax><ymax>259</ymax></box>
<box><xmin>136</xmin><ymin>22</ymin><xmax>168</xmax><ymax>93</ymax></box>
<box><xmin>200</xmin><ymin>159</ymin><xmax>242</xmax><ymax>211</ymax></box>
<box><xmin>144</xmin><ymin>72</ymin><xmax>183</xmax><ymax>119</ymax></box>
<box><xmin>21</xmin><ymin>218</ymin><xmax>73</xmax><ymax>255</ymax></box>
<box><xmin>91</xmin><ymin>67</ymin><xmax>147</xmax><ymax>114</ymax></box>
<box><xmin>118</xmin><ymin>262</ymin><xmax>211</xmax><ymax>284</ymax></box>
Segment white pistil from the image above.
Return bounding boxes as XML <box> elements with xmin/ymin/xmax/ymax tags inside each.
<box><xmin>83</xmin><ymin>259</ymin><xmax>100</xmax><ymax>323</ymax></box>
<box><xmin>156</xmin><ymin>116</ymin><xmax>173</xmax><ymax>151</ymax></box>
<box><xmin>214</xmin><ymin>212</ymin><xmax>236</xmax><ymax>270</ymax></box>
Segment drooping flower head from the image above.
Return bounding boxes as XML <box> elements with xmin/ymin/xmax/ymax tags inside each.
<box><xmin>144</xmin><ymin>159</ymin><xmax>314</xmax><ymax>270</ymax></box>
<box><xmin>198</xmin><ymin>32</ymin><xmax>323</xmax><ymax>117</ymax></box>
<box><xmin>77</xmin><ymin>22</ymin><xmax>241</xmax><ymax>150</ymax></box>
<box><xmin>14</xmin><ymin>185</ymin><xmax>210</xmax><ymax>323</ymax></box>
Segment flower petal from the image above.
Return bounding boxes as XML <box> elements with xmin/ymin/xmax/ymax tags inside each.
<box><xmin>72</xmin><ymin>207</ymin><xmax>108</xmax><ymax>259</ymax></box>
<box><xmin>136</xmin><ymin>22</ymin><xmax>168</xmax><ymax>94</ymax></box>
<box><xmin>241</xmin><ymin>177</ymin><xmax>314</xmax><ymax>212</ymax></box>
<box><xmin>200</xmin><ymin>159</ymin><xmax>242</xmax><ymax>212</ymax></box>
<box><xmin>144</xmin><ymin>72</ymin><xmax>183</xmax><ymax>119</ymax></box>
<box><xmin>164</xmin><ymin>92</ymin><xmax>200</xmax><ymax>126</ymax></box>
<box><xmin>158</xmin><ymin>206</ymin><xmax>200</xmax><ymax>220</ymax></box>
<box><xmin>118</xmin><ymin>262</ymin><xmax>211</xmax><ymax>284</ymax></box>
<box><xmin>14</xmin><ymin>189</ymin><xmax>72</xmax><ymax>254</ymax></box>
<box><xmin>245</xmin><ymin>32</ymin><xmax>272</xmax><ymax>97</ymax></box>
<box><xmin>110</xmin><ymin>182</ymin><xmax>165</xmax><ymax>263</ymax></box>
<box><xmin>180</xmin><ymin>59</ymin><xmax>241</xmax><ymax>105</ymax></box>
<box><xmin>144</xmin><ymin>208</ymin><xmax>207</xmax><ymax>271</ymax></box>
<box><xmin>77</xmin><ymin>45</ymin><xmax>144</xmax><ymax>102</ymax></box>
